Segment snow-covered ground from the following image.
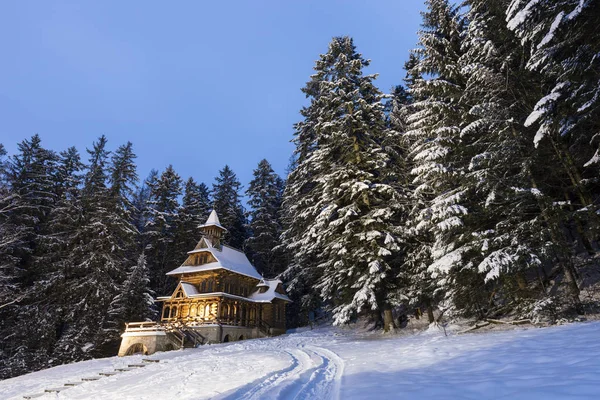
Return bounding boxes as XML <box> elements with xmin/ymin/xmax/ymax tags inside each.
<box><xmin>2</xmin><ymin>322</ymin><xmax>600</xmax><ymax>399</ymax></box>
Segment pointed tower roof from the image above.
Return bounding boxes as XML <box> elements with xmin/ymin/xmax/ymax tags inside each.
<box><xmin>199</xmin><ymin>210</ymin><xmax>227</xmax><ymax>231</ymax></box>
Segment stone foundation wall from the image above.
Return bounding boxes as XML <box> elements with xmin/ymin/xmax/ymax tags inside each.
<box><xmin>117</xmin><ymin>331</ymin><xmax>176</xmax><ymax>357</ymax></box>
<box><xmin>118</xmin><ymin>325</ymin><xmax>270</xmax><ymax>356</ymax></box>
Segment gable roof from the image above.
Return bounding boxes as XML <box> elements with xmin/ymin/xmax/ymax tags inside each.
<box><xmin>248</xmin><ymin>279</ymin><xmax>292</xmax><ymax>303</ymax></box>
<box><xmin>167</xmin><ymin>241</ymin><xmax>262</xmax><ymax>280</ymax></box>
<box><xmin>157</xmin><ymin>281</ymin><xmax>201</xmax><ymax>300</ymax></box>
<box><xmin>180</xmin><ymin>282</ymin><xmax>199</xmax><ymax>297</ymax></box>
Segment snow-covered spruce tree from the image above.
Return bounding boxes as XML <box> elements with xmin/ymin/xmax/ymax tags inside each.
<box><xmin>289</xmin><ymin>36</ymin><xmax>408</xmax><ymax>330</ymax></box>
<box><xmin>443</xmin><ymin>0</ymin><xmax>562</xmax><ymax>316</ymax></box>
<box><xmin>50</xmin><ymin>136</ymin><xmax>131</xmax><ymax>360</ymax></box>
<box><xmin>24</xmin><ymin>147</ymin><xmax>86</xmax><ymax>372</ymax></box>
<box><xmin>212</xmin><ymin>165</ymin><xmax>248</xmax><ymax>249</ymax></box>
<box><xmin>279</xmin><ymin>90</ymin><xmax>324</xmax><ymax>326</ymax></box>
<box><xmin>508</xmin><ymin>0</ymin><xmax>600</xmax><ymax>252</ymax></box>
<box><xmin>145</xmin><ymin>165</ymin><xmax>182</xmax><ymax>296</ymax></box>
<box><xmin>0</xmin><ymin>142</ymin><xmax>19</xmax><ymax>308</ymax></box>
<box><xmin>3</xmin><ymin>135</ymin><xmax>58</xmax><ymax>281</ymax></box>
<box><xmin>506</xmin><ymin>0</ymin><xmax>600</xmax><ymax>308</ymax></box>
<box><xmin>107</xmin><ymin>141</ymin><xmax>139</xmax><ymax>255</ymax></box>
<box><xmin>0</xmin><ymin>135</ymin><xmax>60</xmax><ymax>377</ymax></box>
<box><xmin>174</xmin><ymin>178</ymin><xmax>211</xmax><ymax>257</ymax></box>
<box><xmin>404</xmin><ymin>0</ymin><xmax>483</xmax><ymax>317</ymax></box>
<box><xmin>245</xmin><ymin>159</ymin><xmax>285</xmax><ymax>278</ymax></box>
<box><xmin>131</xmin><ymin>169</ymin><xmax>158</xmax><ymax>251</ymax></box>
<box><xmin>387</xmin><ymin>62</ymin><xmax>439</xmax><ymax>323</ymax></box>
<box><xmin>98</xmin><ymin>141</ymin><xmax>142</xmax><ymax>349</ymax></box>
<box><xmin>106</xmin><ymin>253</ymin><xmax>157</xmax><ymax>336</ymax></box>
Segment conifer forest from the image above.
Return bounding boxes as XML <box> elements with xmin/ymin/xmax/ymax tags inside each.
<box><xmin>1</xmin><ymin>0</ymin><xmax>600</xmax><ymax>379</ymax></box>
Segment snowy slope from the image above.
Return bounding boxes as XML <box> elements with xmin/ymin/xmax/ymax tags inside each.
<box><xmin>2</xmin><ymin>322</ymin><xmax>600</xmax><ymax>399</ymax></box>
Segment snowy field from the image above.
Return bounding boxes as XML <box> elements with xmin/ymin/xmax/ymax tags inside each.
<box><xmin>2</xmin><ymin>322</ymin><xmax>600</xmax><ymax>399</ymax></box>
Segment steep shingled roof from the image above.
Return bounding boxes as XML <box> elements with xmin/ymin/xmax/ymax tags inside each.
<box><xmin>167</xmin><ymin>238</ymin><xmax>262</xmax><ymax>280</ymax></box>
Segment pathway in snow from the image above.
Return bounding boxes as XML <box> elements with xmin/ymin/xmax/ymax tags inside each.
<box><xmin>2</xmin><ymin>322</ymin><xmax>600</xmax><ymax>399</ymax></box>
<box><xmin>215</xmin><ymin>345</ymin><xmax>343</xmax><ymax>400</ymax></box>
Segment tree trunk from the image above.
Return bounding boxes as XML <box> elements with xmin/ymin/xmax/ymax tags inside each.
<box><xmin>383</xmin><ymin>303</ymin><xmax>396</xmax><ymax>332</ymax></box>
<box><xmin>516</xmin><ymin>273</ymin><xmax>527</xmax><ymax>290</ymax></box>
<box><xmin>426</xmin><ymin>299</ymin><xmax>435</xmax><ymax>324</ymax></box>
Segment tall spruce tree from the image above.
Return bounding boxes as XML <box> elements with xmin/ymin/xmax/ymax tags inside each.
<box><xmin>174</xmin><ymin>178</ymin><xmax>211</xmax><ymax>256</ymax></box>
<box><xmin>245</xmin><ymin>159</ymin><xmax>285</xmax><ymax>277</ymax></box>
<box><xmin>132</xmin><ymin>169</ymin><xmax>158</xmax><ymax>251</ymax></box>
<box><xmin>51</xmin><ymin>136</ymin><xmax>132</xmax><ymax>360</ymax></box>
<box><xmin>108</xmin><ymin>142</ymin><xmax>138</xmax><ymax>245</ymax></box>
<box><xmin>212</xmin><ymin>165</ymin><xmax>248</xmax><ymax>249</ymax></box>
<box><xmin>284</xmin><ymin>37</ymin><xmax>408</xmax><ymax>329</ymax></box>
<box><xmin>507</xmin><ymin>0</ymin><xmax>600</xmax><ymax>252</ymax></box>
<box><xmin>444</xmin><ymin>0</ymin><xmax>569</xmax><ymax>317</ymax></box>
<box><xmin>0</xmin><ymin>135</ymin><xmax>59</xmax><ymax>376</ymax></box>
<box><xmin>0</xmin><ymin>142</ymin><xmax>18</xmax><ymax>307</ymax></box>
<box><xmin>145</xmin><ymin>165</ymin><xmax>182</xmax><ymax>295</ymax></box>
<box><xmin>403</xmin><ymin>0</ymin><xmax>476</xmax><ymax>317</ymax></box>
<box><xmin>106</xmin><ymin>253</ymin><xmax>157</xmax><ymax>337</ymax></box>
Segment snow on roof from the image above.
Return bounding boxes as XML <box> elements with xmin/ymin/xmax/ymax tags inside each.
<box><xmin>249</xmin><ymin>279</ymin><xmax>292</xmax><ymax>303</ymax></box>
<box><xmin>199</xmin><ymin>209</ymin><xmax>227</xmax><ymax>231</ymax></box>
<box><xmin>180</xmin><ymin>282</ymin><xmax>199</xmax><ymax>297</ymax></box>
<box><xmin>167</xmin><ymin>244</ymin><xmax>262</xmax><ymax>280</ymax></box>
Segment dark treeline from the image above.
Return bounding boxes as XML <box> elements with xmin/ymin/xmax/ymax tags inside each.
<box><xmin>0</xmin><ymin>135</ymin><xmax>284</xmax><ymax>378</ymax></box>
<box><xmin>1</xmin><ymin>0</ymin><xmax>599</xmax><ymax>380</ymax></box>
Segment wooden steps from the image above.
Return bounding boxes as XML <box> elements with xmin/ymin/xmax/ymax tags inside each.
<box><xmin>23</xmin><ymin>394</ymin><xmax>46</xmax><ymax>399</ymax></box>
<box><xmin>99</xmin><ymin>371</ymin><xmax>119</xmax><ymax>376</ymax></box>
<box><xmin>23</xmin><ymin>362</ymin><xmax>149</xmax><ymax>398</ymax></box>
<box><xmin>45</xmin><ymin>387</ymin><xmax>70</xmax><ymax>393</ymax></box>
<box><xmin>81</xmin><ymin>376</ymin><xmax>101</xmax><ymax>381</ymax></box>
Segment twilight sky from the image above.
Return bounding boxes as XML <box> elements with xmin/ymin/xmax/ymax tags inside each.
<box><xmin>0</xmin><ymin>0</ymin><xmax>424</xmax><ymax>191</ymax></box>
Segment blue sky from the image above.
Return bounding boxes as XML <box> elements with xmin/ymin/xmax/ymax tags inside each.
<box><xmin>0</xmin><ymin>1</ymin><xmax>424</xmax><ymax>192</ymax></box>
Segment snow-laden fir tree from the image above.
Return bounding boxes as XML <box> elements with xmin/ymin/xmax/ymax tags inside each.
<box><xmin>106</xmin><ymin>253</ymin><xmax>157</xmax><ymax>337</ymax></box>
<box><xmin>145</xmin><ymin>165</ymin><xmax>182</xmax><ymax>295</ymax></box>
<box><xmin>99</xmin><ymin>141</ymin><xmax>143</xmax><ymax>348</ymax></box>
<box><xmin>285</xmin><ymin>36</ymin><xmax>408</xmax><ymax>330</ymax></box>
<box><xmin>2</xmin><ymin>146</ymin><xmax>85</xmax><ymax>377</ymax></box>
<box><xmin>4</xmin><ymin>135</ymin><xmax>58</xmax><ymax>281</ymax></box>
<box><xmin>443</xmin><ymin>0</ymin><xmax>566</xmax><ymax>315</ymax></box>
<box><xmin>404</xmin><ymin>0</ymin><xmax>479</xmax><ymax>316</ymax></box>
<box><xmin>0</xmin><ymin>135</ymin><xmax>60</xmax><ymax>377</ymax></box>
<box><xmin>131</xmin><ymin>169</ymin><xmax>157</xmax><ymax>251</ymax></box>
<box><xmin>173</xmin><ymin>178</ymin><xmax>211</xmax><ymax>258</ymax></box>
<box><xmin>245</xmin><ymin>159</ymin><xmax>285</xmax><ymax>278</ymax></box>
<box><xmin>279</xmin><ymin>87</ymin><xmax>324</xmax><ymax>324</ymax></box>
<box><xmin>212</xmin><ymin>165</ymin><xmax>248</xmax><ymax>249</ymax></box>
<box><xmin>388</xmin><ymin>62</ymin><xmax>439</xmax><ymax>323</ymax></box>
<box><xmin>107</xmin><ymin>142</ymin><xmax>139</xmax><ymax>256</ymax></box>
<box><xmin>507</xmin><ymin>0</ymin><xmax>600</xmax><ymax>252</ymax></box>
<box><xmin>36</xmin><ymin>136</ymin><xmax>120</xmax><ymax>360</ymax></box>
<box><xmin>0</xmin><ymin>142</ymin><xmax>18</xmax><ymax>308</ymax></box>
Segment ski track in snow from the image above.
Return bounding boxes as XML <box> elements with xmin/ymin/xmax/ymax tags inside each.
<box><xmin>3</xmin><ymin>322</ymin><xmax>600</xmax><ymax>399</ymax></box>
<box><xmin>216</xmin><ymin>343</ymin><xmax>343</xmax><ymax>400</ymax></box>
